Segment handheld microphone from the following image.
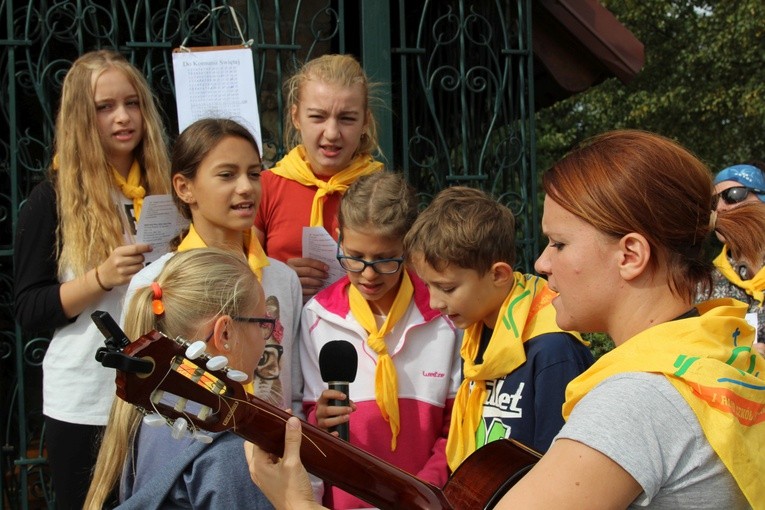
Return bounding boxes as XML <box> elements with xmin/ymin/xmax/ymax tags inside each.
<box><xmin>319</xmin><ymin>340</ymin><xmax>358</xmax><ymax>441</ymax></box>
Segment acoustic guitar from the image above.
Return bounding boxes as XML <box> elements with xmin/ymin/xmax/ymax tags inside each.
<box><xmin>96</xmin><ymin>320</ymin><xmax>540</xmax><ymax>509</ymax></box>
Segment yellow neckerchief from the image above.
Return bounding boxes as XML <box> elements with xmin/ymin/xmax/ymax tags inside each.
<box><xmin>347</xmin><ymin>270</ymin><xmax>414</xmax><ymax>451</ymax></box>
<box><xmin>445</xmin><ymin>273</ymin><xmax>584</xmax><ymax>471</ymax></box>
<box><xmin>562</xmin><ymin>299</ymin><xmax>765</xmax><ymax>508</ymax></box>
<box><xmin>52</xmin><ymin>154</ymin><xmax>145</xmax><ymax>221</ymax></box>
<box><xmin>111</xmin><ymin>160</ymin><xmax>146</xmax><ymax>222</ymax></box>
<box><xmin>269</xmin><ymin>146</ymin><xmax>383</xmax><ymax>227</ymax></box>
<box><xmin>713</xmin><ymin>245</ymin><xmax>765</xmax><ymax>306</ymax></box>
<box><xmin>177</xmin><ymin>224</ymin><xmax>269</xmax><ymax>282</ymax></box>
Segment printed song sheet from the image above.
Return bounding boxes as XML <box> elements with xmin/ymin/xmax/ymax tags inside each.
<box><xmin>172</xmin><ymin>47</ymin><xmax>262</xmax><ymax>152</ymax></box>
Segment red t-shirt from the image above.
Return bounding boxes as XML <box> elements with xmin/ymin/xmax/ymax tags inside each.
<box><xmin>255</xmin><ymin>170</ymin><xmax>341</xmax><ymax>262</ymax></box>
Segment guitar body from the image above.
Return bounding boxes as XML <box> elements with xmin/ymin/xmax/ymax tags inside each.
<box><xmin>107</xmin><ymin>327</ymin><xmax>539</xmax><ymax>510</ymax></box>
<box><xmin>445</xmin><ymin>439</ymin><xmax>541</xmax><ymax>509</ymax></box>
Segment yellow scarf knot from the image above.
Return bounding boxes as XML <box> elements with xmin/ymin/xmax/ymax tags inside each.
<box><xmin>112</xmin><ymin>160</ymin><xmax>146</xmax><ymax>221</ymax></box>
<box><xmin>270</xmin><ymin>146</ymin><xmax>383</xmax><ymax>227</ymax></box>
<box><xmin>348</xmin><ymin>270</ymin><xmax>413</xmax><ymax>451</ymax></box>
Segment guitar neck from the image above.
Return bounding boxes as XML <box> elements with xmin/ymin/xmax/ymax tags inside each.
<box><xmin>232</xmin><ymin>394</ymin><xmax>453</xmax><ymax>510</ymax></box>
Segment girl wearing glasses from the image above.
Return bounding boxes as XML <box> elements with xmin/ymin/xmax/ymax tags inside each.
<box><xmin>123</xmin><ymin>118</ymin><xmax>303</xmax><ymax>412</ymax></box>
<box><xmin>86</xmin><ymin>248</ymin><xmax>277</xmax><ymax>509</ymax></box>
<box><xmin>699</xmin><ymin>162</ymin><xmax>765</xmax><ymax>353</ymax></box>
<box><xmin>299</xmin><ymin>171</ymin><xmax>461</xmax><ymax>509</ymax></box>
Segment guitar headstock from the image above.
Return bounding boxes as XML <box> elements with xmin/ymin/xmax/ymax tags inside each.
<box><xmin>113</xmin><ymin>328</ymin><xmax>250</xmax><ymax>436</ymax></box>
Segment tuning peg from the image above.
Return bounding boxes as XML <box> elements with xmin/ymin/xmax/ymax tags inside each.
<box><xmin>198</xmin><ymin>405</ymin><xmax>213</xmax><ymax>421</ymax></box>
<box><xmin>143</xmin><ymin>414</ymin><xmax>167</xmax><ymax>428</ymax></box>
<box><xmin>192</xmin><ymin>431</ymin><xmax>213</xmax><ymax>444</ymax></box>
<box><xmin>227</xmin><ymin>369</ymin><xmax>248</xmax><ymax>382</ymax></box>
<box><xmin>171</xmin><ymin>417</ymin><xmax>189</xmax><ymax>440</ymax></box>
<box><xmin>207</xmin><ymin>355</ymin><xmax>229</xmax><ymax>371</ymax></box>
<box><xmin>186</xmin><ymin>340</ymin><xmax>207</xmax><ymax>360</ymax></box>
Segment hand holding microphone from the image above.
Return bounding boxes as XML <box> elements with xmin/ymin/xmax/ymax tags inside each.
<box><xmin>318</xmin><ymin>340</ymin><xmax>358</xmax><ymax>441</ymax></box>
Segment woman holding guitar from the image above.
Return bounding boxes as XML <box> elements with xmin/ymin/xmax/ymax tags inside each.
<box><xmin>246</xmin><ymin>130</ymin><xmax>765</xmax><ymax>509</ymax></box>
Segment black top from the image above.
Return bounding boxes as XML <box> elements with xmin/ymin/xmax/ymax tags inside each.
<box><xmin>14</xmin><ymin>180</ymin><xmax>72</xmax><ymax>332</ymax></box>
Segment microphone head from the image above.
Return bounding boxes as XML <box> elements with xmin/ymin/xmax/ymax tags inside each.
<box><xmin>319</xmin><ymin>340</ymin><xmax>358</xmax><ymax>383</ymax></box>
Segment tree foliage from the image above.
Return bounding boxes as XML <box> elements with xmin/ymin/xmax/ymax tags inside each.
<box><xmin>535</xmin><ymin>0</ymin><xmax>765</xmax><ymax>173</ymax></box>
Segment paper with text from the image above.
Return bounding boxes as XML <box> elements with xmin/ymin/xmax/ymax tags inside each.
<box><xmin>136</xmin><ymin>195</ymin><xmax>189</xmax><ymax>264</ymax></box>
<box><xmin>172</xmin><ymin>47</ymin><xmax>262</xmax><ymax>153</ymax></box>
<box><xmin>302</xmin><ymin>227</ymin><xmax>346</xmax><ymax>291</ymax></box>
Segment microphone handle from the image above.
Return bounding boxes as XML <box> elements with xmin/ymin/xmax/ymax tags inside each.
<box><xmin>327</xmin><ymin>381</ymin><xmax>350</xmax><ymax>441</ymax></box>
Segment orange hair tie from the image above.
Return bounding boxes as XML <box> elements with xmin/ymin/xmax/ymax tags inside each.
<box><xmin>151</xmin><ymin>282</ymin><xmax>165</xmax><ymax>316</ymax></box>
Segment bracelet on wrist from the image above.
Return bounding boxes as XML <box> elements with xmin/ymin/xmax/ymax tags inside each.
<box><xmin>95</xmin><ymin>266</ymin><xmax>113</xmax><ymax>292</ymax></box>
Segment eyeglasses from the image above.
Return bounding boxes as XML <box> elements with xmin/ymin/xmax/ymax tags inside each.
<box><xmin>232</xmin><ymin>316</ymin><xmax>276</xmax><ymax>340</ymax></box>
<box><xmin>336</xmin><ymin>237</ymin><xmax>404</xmax><ymax>275</ymax></box>
<box><xmin>255</xmin><ymin>344</ymin><xmax>284</xmax><ymax>380</ymax></box>
<box><xmin>715</xmin><ymin>186</ymin><xmax>764</xmax><ymax>206</ymax></box>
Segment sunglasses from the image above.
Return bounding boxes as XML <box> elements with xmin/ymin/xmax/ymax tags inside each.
<box><xmin>715</xmin><ymin>186</ymin><xmax>764</xmax><ymax>206</ymax></box>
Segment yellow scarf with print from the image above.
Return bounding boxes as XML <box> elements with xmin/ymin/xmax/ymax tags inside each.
<box><xmin>177</xmin><ymin>224</ymin><xmax>269</xmax><ymax>282</ymax></box>
<box><xmin>112</xmin><ymin>160</ymin><xmax>146</xmax><ymax>221</ymax></box>
<box><xmin>270</xmin><ymin>146</ymin><xmax>383</xmax><ymax>227</ymax></box>
<box><xmin>446</xmin><ymin>273</ymin><xmax>582</xmax><ymax>471</ymax></box>
<box><xmin>713</xmin><ymin>246</ymin><xmax>765</xmax><ymax>306</ymax></box>
<box><xmin>562</xmin><ymin>299</ymin><xmax>765</xmax><ymax>509</ymax></box>
<box><xmin>348</xmin><ymin>270</ymin><xmax>414</xmax><ymax>451</ymax></box>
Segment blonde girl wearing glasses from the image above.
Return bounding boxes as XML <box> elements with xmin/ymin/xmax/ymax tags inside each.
<box><xmin>85</xmin><ymin>248</ymin><xmax>277</xmax><ymax>509</ymax></box>
<box><xmin>299</xmin><ymin>171</ymin><xmax>461</xmax><ymax>509</ymax></box>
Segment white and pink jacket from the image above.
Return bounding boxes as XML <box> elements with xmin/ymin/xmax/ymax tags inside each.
<box><xmin>300</xmin><ymin>270</ymin><xmax>461</xmax><ymax>509</ymax></box>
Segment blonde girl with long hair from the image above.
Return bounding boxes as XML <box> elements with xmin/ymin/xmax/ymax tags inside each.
<box><xmin>255</xmin><ymin>54</ymin><xmax>384</xmax><ymax>300</ymax></box>
<box><xmin>85</xmin><ymin>248</ymin><xmax>275</xmax><ymax>509</ymax></box>
<box><xmin>13</xmin><ymin>49</ymin><xmax>170</xmax><ymax>509</ymax></box>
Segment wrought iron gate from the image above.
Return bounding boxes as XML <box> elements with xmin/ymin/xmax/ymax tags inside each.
<box><xmin>1</xmin><ymin>1</ymin><xmax>535</xmax><ymax>507</ymax></box>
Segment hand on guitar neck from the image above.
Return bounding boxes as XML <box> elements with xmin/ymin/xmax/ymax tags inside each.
<box><xmin>245</xmin><ymin>416</ymin><xmax>322</xmax><ymax>510</ymax></box>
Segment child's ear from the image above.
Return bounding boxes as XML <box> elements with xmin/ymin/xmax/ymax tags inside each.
<box><xmin>173</xmin><ymin>174</ymin><xmax>195</xmax><ymax>204</ymax></box>
<box><xmin>211</xmin><ymin>315</ymin><xmax>232</xmax><ymax>353</ymax></box>
<box><xmin>618</xmin><ymin>233</ymin><xmax>651</xmax><ymax>281</ymax></box>
<box><xmin>291</xmin><ymin>104</ymin><xmax>300</xmax><ymax>130</ymax></box>
<box><xmin>490</xmin><ymin>262</ymin><xmax>514</xmax><ymax>286</ymax></box>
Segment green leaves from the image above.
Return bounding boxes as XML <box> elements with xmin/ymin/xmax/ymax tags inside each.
<box><xmin>536</xmin><ymin>0</ymin><xmax>765</xmax><ymax>172</ymax></box>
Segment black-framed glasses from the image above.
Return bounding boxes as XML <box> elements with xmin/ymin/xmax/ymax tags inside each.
<box><xmin>715</xmin><ymin>186</ymin><xmax>765</xmax><ymax>206</ymax></box>
<box><xmin>336</xmin><ymin>237</ymin><xmax>404</xmax><ymax>275</ymax></box>
<box><xmin>232</xmin><ymin>316</ymin><xmax>276</xmax><ymax>340</ymax></box>
<box><xmin>256</xmin><ymin>344</ymin><xmax>284</xmax><ymax>380</ymax></box>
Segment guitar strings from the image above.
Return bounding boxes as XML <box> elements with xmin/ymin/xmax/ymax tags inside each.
<box><xmin>212</xmin><ymin>392</ymin><xmax>328</xmax><ymax>459</ymax></box>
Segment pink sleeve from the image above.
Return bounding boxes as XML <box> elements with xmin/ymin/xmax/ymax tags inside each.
<box><xmin>414</xmin><ymin>396</ymin><xmax>455</xmax><ymax>487</ymax></box>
